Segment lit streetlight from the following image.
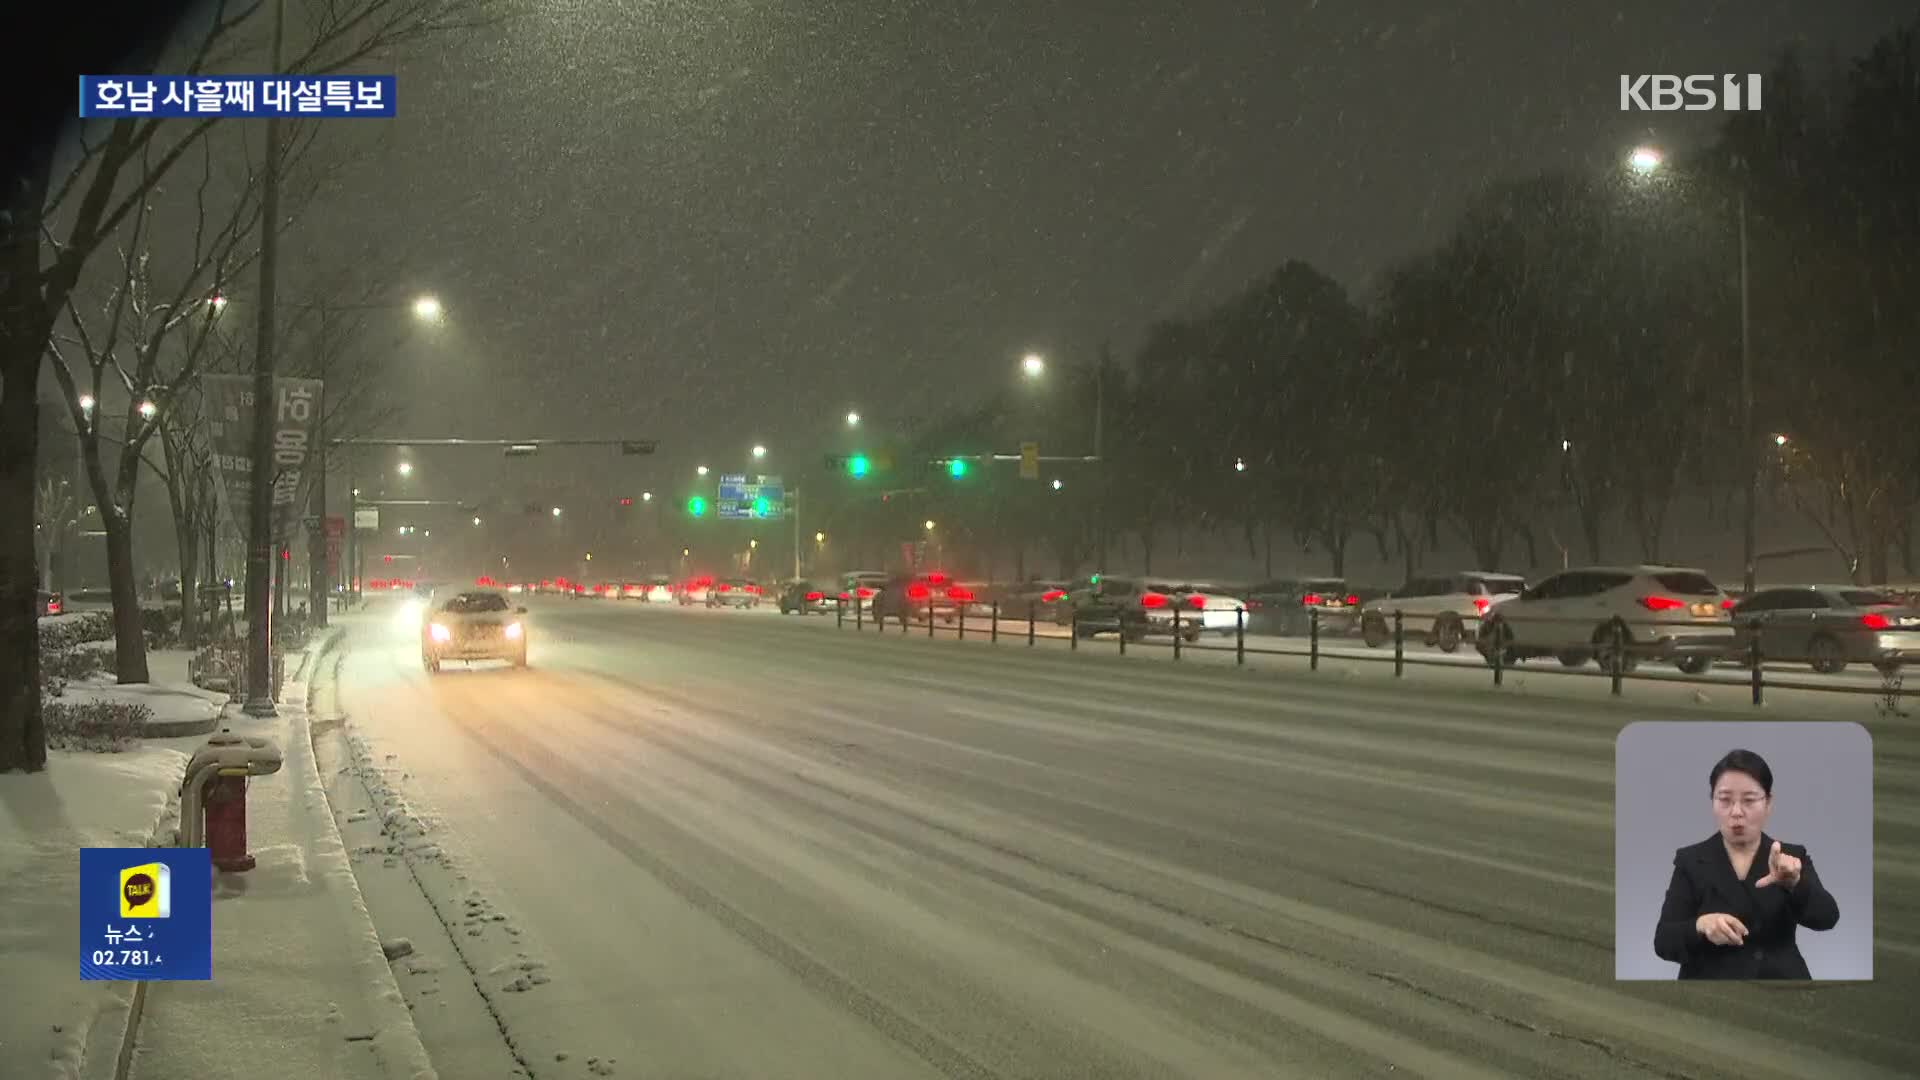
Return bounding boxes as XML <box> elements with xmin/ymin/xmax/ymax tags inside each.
<box><xmin>1233</xmin><ymin>457</ymin><xmax>1246</xmax><ymax>473</ymax></box>
<box><xmin>751</xmin><ymin>444</ymin><xmax>767</xmax><ymax>460</ymax></box>
<box><xmin>749</xmin><ymin>539</ymin><xmax>758</xmax><ymax>549</ymax></box>
<box><xmin>641</xmin><ymin>491</ymin><xmax>653</xmax><ymax>502</ymax></box>
<box><xmin>208</xmin><ymin>295</ymin><xmax>229</xmax><ymax>312</ymax></box>
<box><xmin>696</xmin><ymin>465</ymin><xmax>710</xmax><ymax>477</ymax></box>
<box><xmin>1774</xmin><ymin>433</ymin><xmax>1789</xmax><ymax>447</ymax></box>
<box><xmin>472</xmin><ymin>516</ymin><xmax>482</xmax><ymax>527</ymax></box>
<box><xmin>137</xmin><ymin>400</ymin><xmax>158</xmax><ymax>420</ymax></box>
<box><xmin>814</xmin><ymin>531</ymin><xmax>826</xmax><ymax>543</ymax></box>
<box><xmin>551</xmin><ymin>506</ymin><xmax>563</xmax><ymax>518</ymax></box>
<box><xmin>397</xmin><ymin>461</ymin><xmax>414</xmax><ymax>477</ymax></box>
<box><xmin>412</xmin><ymin>295</ymin><xmax>445</xmax><ymax>323</ymax></box>
<box><xmin>845</xmin><ymin>411</ymin><xmax>861</xmax><ymax>427</ymax></box>
<box><xmin>1021</xmin><ymin>353</ymin><xmax>1045</xmax><ymax>378</ymax></box>
<box><xmin>924</xmin><ymin>519</ymin><xmax>936</xmax><ymax>531</ymax></box>
<box><xmin>78</xmin><ymin>393</ymin><xmax>97</xmax><ymax>412</ymax></box>
<box><xmin>1051</xmin><ymin>478</ymin><xmax>1064</xmax><ymax>491</ymax></box>
<box><xmin>1627</xmin><ymin>146</ymin><xmax>1664</xmax><ymax>175</ymax></box>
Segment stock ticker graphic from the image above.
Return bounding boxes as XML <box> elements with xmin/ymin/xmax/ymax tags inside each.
<box><xmin>80</xmin><ymin>848</ymin><xmax>213</xmax><ymax>981</ymax></box>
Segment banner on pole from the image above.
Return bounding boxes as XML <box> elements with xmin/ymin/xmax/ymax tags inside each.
<box><xmin>203</xmin><ymin>375</ymin><xmax>324</xmax><ymax>544</ymax></box>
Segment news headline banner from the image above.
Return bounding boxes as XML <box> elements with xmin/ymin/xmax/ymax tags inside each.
<box><xmin>79</xmin><ymin>76</ymin><xmax>396</xmax><ymax>117</ymax></box>
<box><xmin>79</xmin><ymin>848</ymin><xmax>213</xmax><ymax>981</ymax></box>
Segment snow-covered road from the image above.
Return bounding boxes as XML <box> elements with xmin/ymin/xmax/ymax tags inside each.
<box><xmin>316</xmin><ymin>596</ymin><xmax>1918</xmax><ymax>1079</ymax></box>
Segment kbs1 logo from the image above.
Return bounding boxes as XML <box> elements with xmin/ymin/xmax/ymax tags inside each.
<box><xmin>1620</xmin><ymin>74</ymin><xmax>1763</xmax><ymax>112</ymax></box>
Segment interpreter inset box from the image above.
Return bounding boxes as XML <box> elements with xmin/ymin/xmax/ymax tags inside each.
<box><xmin>1614</xmin><ymin>721</ymin><xmax>1872</xmax><ymax>981</ymax></box>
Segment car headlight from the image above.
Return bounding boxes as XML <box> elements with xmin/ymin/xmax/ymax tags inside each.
<box><xmin>504</xmin><ymin>621</ymin><xmax>523</xmax><ymax>639</ymax></box>
<box><xmin>429</xmin><ymin>622</ymin><xmax>451</xmax><ymax>642</ymax></box>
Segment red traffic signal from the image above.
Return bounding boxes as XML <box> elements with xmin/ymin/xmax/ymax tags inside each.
<box><xmin>619</xmin><ymin>497</ymin><xmax>634</xmax><ymax>506</ymax></box>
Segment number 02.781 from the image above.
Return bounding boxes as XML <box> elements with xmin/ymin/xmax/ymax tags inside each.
<box><xmin>91</xmin><ymin>949</ymin><xmax>153</xmax><ymax>966</ymax></box>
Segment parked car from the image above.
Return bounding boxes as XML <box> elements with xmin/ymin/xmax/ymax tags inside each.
<box><xmin>1475</xmin><ymin>565</ymin><xmax>1735</xmax><ymax>675</ymax></box>
<box><xmin>37</xmin><ymin>590</ymin><xmax>63</xmax><ymax>617</ymax></box>
<box><xmin>1242</xmin><ymin>578</ymin><xmax>1360</xmax><ymax>636</ymax></box>
<box><xmin>1000</xmin><ymin>578</ymin><xmax>1073</xmax><ymax>618</ymax></box>
<box><xmin>777</xmin><ymin>580</ymin><xmax>836</xmax><ymax>615</ymax></box>
<box><xmin>1729</xmin><ymin>585</ymin><xmax>1920</xmax><ymax>675</ymax></box>
<box><xmin>1359</xmin><ymin>571</ymin><xmax>1528</xmax><ymax>653</ymax></box>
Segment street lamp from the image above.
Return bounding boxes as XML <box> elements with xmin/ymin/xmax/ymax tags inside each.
<box><xmin>1021</xmin><ymin>353</ymin><xmax>1045</xmax><ymax>378</ymax></box>
<box><xmin>1774</xmin><ymin>433</ymin><xmax>1789</xmax><ymax>447</ymax></box>
<box><xmin>472</xmin><ymin>516</ymin><xmax>482</xmax><ymax>526</ymax></box>
<box><xmin>924</xmin><ymin>519</ymin><xmax>936</xmax><ymax>531</ymax></box>
<box><xmin>1627</xmin><ymin>146</ymin><xmax>1664</xmax><ymax>174</ymax></box>
<box><xmin>551</xmin><ymin>506</ymin><xmax>562</xmax><ymax>517</ymax></box>
<box><xmin>749</xmin><ymin>539</ymin><xmax>758</xmax><ymax>549</ymax></box>
<box><xmin>137</xmin><ymin>400</ymin><xmax>158</xmax><ymax>420</ymax></box>
<box><xmin>751</xmin><ymin>444</ymin><xmax>767</xmax><ymax>460</ymax></box>
<box><xmin>641</xmin><ymin>491</ymin><xmax>652</xmax><ymax>502</ymax></box>
<box><xmin>397</xmin><ymin>461</ymin><xmax>414</xmax><ymax>477</ymax></box>
<box><xmin>412</xmin><ymin>295</ymin><xmax>444</xmax><ymax>323</ymax></box>
<box><xmin>815</xmin><ymin>531</ymin><xmax>825</xmax><ymax>543</ymax></box>
<box><xmin>78</xmin><ymin>393</ymin><xmax>96</xmax><ymax>412</ymax></box>
<box><xmin>845</xmin><ymin>411</ymin><xmax>860</xmax><ymax>427</ymax></box>
<box><xmin>696</xmin><ymin>465</ymin><xmax>710</xmax><ymax>476</ymax></box>
<box><xmin>1051</xmin><ymin>478</ymin><xmax>1064</xmax><ymax>491</ymax></box>
<box><xmin>1233</xmin><ymin>457</ymin><xmax>1246</xmax><ymax>473</ymax></box>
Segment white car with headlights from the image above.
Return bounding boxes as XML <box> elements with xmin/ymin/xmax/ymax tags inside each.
<box><xmin>422</xmin><ymin>589</ymin><xmax>528</xmax><ymax>672</ymax></box>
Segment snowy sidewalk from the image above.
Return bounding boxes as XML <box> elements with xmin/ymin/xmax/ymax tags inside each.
<box><xmin>125</xmin><ymin>634</ymin><xmax>436</xmax><ymax>1080</ymax></box>
<box><xmin>0</xmin><ymin>746</ymin><xmax>188</xmax><ymax>1079</ymax></box>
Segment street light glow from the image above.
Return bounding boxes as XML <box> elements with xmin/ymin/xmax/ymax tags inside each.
<box><xmin>815</xmin><ymin>531</ymin><xmax>825</xmax><ymax>543</ymax></box>
<box><xmin>1051</xmin><ymin>478</ymin><xmax>1064</xmax><ymax>490</ymax></box>
<box><xmin>137</xmin><ymin>400</ymin><xmax>158</xmax><ymax>420</ymax></box>
<box><xmin>846</xmin><ymin>411</ymin><xmax>861</xmax><ymax>427</ymax></box>
<box><xmin>1628</xmin><ymin>146</ymin><xmax>1664</xmax><ymax>174</ymax></box>
<box><xmin>751</xmin><ymin>444</ymin><xmax>767</xmax><ymax>459</ymax></box>
<box><xmin>413</xmin><ymin>295</ymin><xmax>444</xmax><ymax>322</ymax></box>
<box><xmin>472</xmin><ymin>516</ymin><xmax>482</xmax><ymax>526</ymax></box>
<box><xmin>696</xmin><ymin>465</ymin><xmax>709</xmax><ymax>476</ymax></box>
<box><xmin>208</xmin><ymin>295</ymin><xmax>228</xmax><ymax>311</ymax></box>
<box><xmin>1233</xmin><ymin>457</ymin><xmax>1246</xmax><ymax>472</ymax></box>
<box><xmin>641</xmin><ymin>491</ymin><xmax>652</xmax><ymax>502</ymax></box>
<box><xmin>924</xmin><ymin>519</ymin><xmax>936</xmax><ymax>531</ymax></box>
<box><xmin>78</xmin><ymin>394</ymin><xmax>96</xmax><ymax>411</ymax></box>
<box><xmin>1774</xmin><ymin>433</ymin><xmax>1789</xmax><ymax>446</ymax></box>
<box><xmin>1021</xmin><ymin>353</ymin><xmax>1045</xmax><ymax>377</ymax></box>
<box><xmin>397</xmin><ymin>461</ymin><xmax>414</xmax><ymax>477</ymax></box>
<box><xmin>750</xmin><ymin>539</ymin><xmax>758</xmax><ymax>549</ymax></box>
<box><xmin>551</xmin><ymin>506</ymin><xmax>563</xmax><ymax>517</ymax></box>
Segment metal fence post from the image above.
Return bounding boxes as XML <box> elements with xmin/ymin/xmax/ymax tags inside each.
<box><xmin>836</xmin><ymin>599</ymin><xmax>844</xmax><ymax>629</ymax></box>
<box><xmin>1235</xmin><ymin>607</ymin><xmax>1245</xmax><ymax>666</ymax></box>
<box><xmin>856</xmin><ymin>595</ymin><xmax>864</xmax><ymax>631</ymax></box>
<box><xmin>990</xmin><ymin>601</ymin><xmax>998</xmax><ymax>644</ymax></box>
<box><xmin>1070</xmin><ymin>608</ymin><xmax>1078</xmax><ymax>650</ymax></box>
<box><xmin>1493</xmin><ymin>631</ymin><xmax>1505</xmax><ymax>686</ymax></box>
<box><xmin>1028</xmin><ymin>603</ymin><xmax>1036</xmax><ymax>647</ymax></box>
<box><xmin>1310</xmin><ymin>607</ymin><xmax>1320</xmax><ymax>671</ymax></box>
<box><xmin>1118</xmin><ymin>616</ymin><xmax>1127</xmax><ymax>655</ymax></box>
<box><xmin>1172</xmin><ymin>607</ymin><xmax>1182</xmax><ymax>660</ymax></box>
<box><xmin>958</xmin><ymin>600</ymin><xmax>966</xmax><ymax>641</ymax></box>
<box><xmin>928</xmin><ymin>596</ymin><xmax>935</xmax><ymax>637</ymax></box>
<box><xmin>1392</xmin><ymin>609</ymin><xmax>1404</xmax><ymax>677</ymax></box>
<box><xmin>1610</xmin><ymin>621</ymin><xmax>1625</xmax><ymax>696</ymax></box>
<box><xmin>1748</xmin><ymin>618</ymin><xmax>1764</xmax><ymax>707</ymax></box>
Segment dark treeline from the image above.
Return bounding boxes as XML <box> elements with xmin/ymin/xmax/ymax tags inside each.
<box><xmin>820</xmin><ymin>27</ymin><xmax>1920</xmax><ymax>587</ymax></box>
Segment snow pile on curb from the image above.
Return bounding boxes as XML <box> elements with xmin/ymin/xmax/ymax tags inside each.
<box><xmin>0</xmin><ymin>747</ymin><xmax>187</xmax><ymax>1078</ymax></box>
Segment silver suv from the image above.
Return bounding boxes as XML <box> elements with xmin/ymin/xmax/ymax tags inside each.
<box><xmin>1475</xmin><ymin>565</ymin><xmax>1735</xmax><ymax>674</ymax></box>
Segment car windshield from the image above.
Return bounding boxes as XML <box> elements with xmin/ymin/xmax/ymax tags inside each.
<box><xmin>442</xmin><ymin>592</ymin><xmax>509</xmax><ymax>613</ymax></box>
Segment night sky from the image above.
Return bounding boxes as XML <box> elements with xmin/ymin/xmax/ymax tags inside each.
<box><xmin>286</xmin><ymin>0</ymin><xmax>1911</xmax><ymax>508</ymax></box>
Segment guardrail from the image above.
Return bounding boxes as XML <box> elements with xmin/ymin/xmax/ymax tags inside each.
<box><xmin>829</xmin><ymin>597</ymin><xmax>1911</xmax><ymax>717</ymax></box>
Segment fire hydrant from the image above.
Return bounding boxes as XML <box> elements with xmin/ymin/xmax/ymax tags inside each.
<box><xmin>180</xmin><ymin>729</ymin><xmax>284</xmax><ymax>873</ymax></box>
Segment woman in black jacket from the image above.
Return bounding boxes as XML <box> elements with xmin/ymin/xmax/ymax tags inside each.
<box><xmin>1653</xmin><ymin>748</ymin><xmax>1840</xmax><ymax>979</ymax></box>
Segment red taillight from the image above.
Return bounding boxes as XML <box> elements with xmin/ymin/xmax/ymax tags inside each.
<box><xmin>1722</xmin><ymin>598</ymin><xmax>1736</xmax><ymax>610</ymax></box>
<box><xmin>1862</xmin><ymin>612</ymin><xmax>1892</xmax><ymax>630</ymax></box>
<box><xmin>717</xmin><ymin>584</ymin><xmax>731</xmax><ymax>592</ymax></box>
<box><xmin>925</xmin><ymin>572</ymin><xmax>948</xmax><ymax>585</ymax></box>
<box><xmin>1140</xmin><ymin>592</ymin><xmax>1169</xmax><ymax>609</ymax></box>
<box><xmin>947</xmin><ymin>587</ymin><xmax>975</xmax><ymax>602</ymax></box>
<box><xmin>1301</xmin><ymin>593</ymin><xmax>1322</xmax><ymax>606</ymax></box>
<box><xmin>806</xmin><ymin>591</ymin><xmax>823</xmax><ymax>601</ymax></box>
<box><xmin>1345</xmin><ymin>594</ymin><xmax>1358</xmax><ymax>606</ymax></box>
<box><xmin>907</xmin><ymin>584</ymin><xmax>930</xmax><ymax>600</ymax></box>
<box><xmin>1245</xmin><ymin>599</ymin><xmax>1262</xmax><ymax>611</ymax></box>
<box><xmin>1638</xmin><ymin>595</ymin><xmax>1686</xmax><ymax>611</ymax></box>
<box><xmin>856</xmin><ymin>587</ymin><xmax>875</xmax><ymax>599</ymax></box>
<box><xmin>1040</xmin><ymin>589</ymin><xmax>1066</xmax><ymax>602</ymax></box>
<box><xmin>1472</xmin><ymin>596</ymin><xmax>1491</xmax><ymax>613</ymax></box>
<box><xmin>1185</xmin><ymin>594</ymin><xmax>1206</xmax><ymax>609</ymax></box>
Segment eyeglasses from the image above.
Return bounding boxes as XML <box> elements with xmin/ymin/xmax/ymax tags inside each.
<box><xmin>1713</xmin><ymin>794</ymin><xmax>1767</xmax><ymax>810</ymax></box>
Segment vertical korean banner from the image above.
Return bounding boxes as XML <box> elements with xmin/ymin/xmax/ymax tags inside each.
<box><xmin>202</xmin><ymin>375</ymin><xmax>325</xmax><ymax>544</ymax></box>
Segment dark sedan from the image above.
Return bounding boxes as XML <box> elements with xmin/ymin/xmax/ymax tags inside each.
<box><xmin>1730</xmin><ymin>585</ymin><xmax>1920</xmax><ymax>675</ymax></box>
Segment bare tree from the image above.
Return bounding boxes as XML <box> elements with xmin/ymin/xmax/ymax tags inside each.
<box><xmin>3</xmin><ymin>0</ymin><xmax>501</xmax><ymax>772</ymax></box>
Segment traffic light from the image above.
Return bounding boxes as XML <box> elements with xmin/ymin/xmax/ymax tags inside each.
<box><xmin>618</xmin><ymin>497</ymin><xmax>634</xmax><ymax>507</ymax></box>
<box><xmin>947</xmin><ymin>458</ymin><xmax>969</xmax><ymax>479</ymax></box>
<box><xmin>687</xmin><ymin>496</ymin><xmax>708</xmax><ymax>517</ymax></box>
<box><xmin>848</xmin><ymin>454</ymin><xmax>871</xmax><ymax>478</ymax></box>
<box><xmin>752</xmin><ymin>496</ymin><xmax>771</xmax><ymax>518</ymax></box>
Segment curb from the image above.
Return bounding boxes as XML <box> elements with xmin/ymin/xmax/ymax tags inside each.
<box><xmin>140</xmin><ymin>715</ymin><xmax>221</xmax><ymax>739</ymax></box>
<box><xmin>292</xmin><ymin>627</ymin><xmax>440</xmax><ymax>1080</ymax></box>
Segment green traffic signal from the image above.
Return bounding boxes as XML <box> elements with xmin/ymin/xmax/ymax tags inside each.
<box><xmin>752</xmin><ymin>497</ymin><xmax>771</xmax><ymax>518</ymax></box>
<box><xmin>947</xmin><ymin>458</ymin><xmax>968</xmax><ymax>478</ymax></box>
<box><xmin>687</xmin><ymin>496</ymin><xmax>708</xmax><ymax>517</ymax></box>
<box><xmin>848</xmin><ymin>454</ymin><xmax>871</xmax><ymax>478</ymax></box>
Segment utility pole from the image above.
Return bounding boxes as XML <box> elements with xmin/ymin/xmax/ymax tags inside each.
<box><xmin>1094</xmin><ymin>342</ymin><xmax>1108</xmax><ymax>575</ymax></box>
<box><xmin>242</xmin><ymin>0</ymin><xmax>286</xmax><ymax>717</ymax></box>
<box><xmin>1738</xmin><ymin>188</ymin><xmax>1757</xmax><ymax>596</ymax></box>
<box><xmin>791</xmin><ymin>486</ymin><xmax>801</xmax><ymax>580</ymax></box>
<box><xmin>308</xmin><ymin>300</ymin><xmax>330</xmax><ymax>627</ymax></box>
